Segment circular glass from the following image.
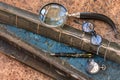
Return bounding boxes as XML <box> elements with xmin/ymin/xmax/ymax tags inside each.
<box><xmin>86</xmin><ymin>59</ymin><xmax>100</xmax><ymax>74</ymax></box>
<box><xmin>39</xmin><ymin>3</ymin><xmax>67</xmax><ymax>27</ymax></box>
<box><xmin>82</xmin><ymin>22</ymin><xmax>94</xmax><ymax>33</ymax></box>
<box><xmin>91</xmin><ymin>35</ymin><xmax>102</xmax><ymax>45</ymax></box>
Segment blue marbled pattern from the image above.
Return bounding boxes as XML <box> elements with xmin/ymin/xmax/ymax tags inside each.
<box><xmin>4</xmin><ymin>25</ymin><xmax>120</xmax><ymax>80</ymax></box>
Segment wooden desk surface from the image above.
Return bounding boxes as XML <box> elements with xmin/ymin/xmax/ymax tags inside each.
<box><xmin>0</xmin><ymin>52</ymin><xmax>52</xmax><ymax>80</ymax></box>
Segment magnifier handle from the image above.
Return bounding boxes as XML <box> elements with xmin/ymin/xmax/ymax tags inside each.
<box><xmin>79</xmin><ymin>12</ymin><xmax>118</xmax><ymax>37</ymax></box>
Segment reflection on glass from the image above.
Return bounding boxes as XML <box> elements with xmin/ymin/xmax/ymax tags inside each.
<box><xmin>91</xmin><ymin>35</ymin><xmax>102</xmax><ymax>45</ymax></box>
<box><xmin>39</xmin><ymin>3</ymin><xmax>67</xmax><ymax>27</ymax></box>
<box><xmin>82</xmin><ymin>22</ymin><xmax>94</xmax><ymax>32</ymax></box>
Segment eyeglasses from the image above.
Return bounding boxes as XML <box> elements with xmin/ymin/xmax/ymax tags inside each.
<box><xmin>75</xmin><ymin>20</ymin><xmax>102</xmax><ymax>46</ymax></box>
<box><xmin>82</xmin><ymin>21</ymin><xmax>102</xmax><ymax>46</ymax></box>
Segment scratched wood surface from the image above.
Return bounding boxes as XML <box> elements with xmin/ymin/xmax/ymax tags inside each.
<box><xmin>0</xmin><ymin>0</ymin><xmax>120</xmax><ymax>80</ymax></box>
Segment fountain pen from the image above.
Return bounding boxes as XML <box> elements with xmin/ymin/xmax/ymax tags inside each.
<box><xmin>50</xmin><ymin>53</ymin><xmax>94</xmax><ymax>58</ymax></box>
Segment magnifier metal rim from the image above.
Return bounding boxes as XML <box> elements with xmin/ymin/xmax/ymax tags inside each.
<box><xmin>39</xmin><ymin>3</ymin><xmax>68</xmax><ymax>28</ymax></box>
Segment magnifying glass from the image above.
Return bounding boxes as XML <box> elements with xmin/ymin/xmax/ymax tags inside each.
<box><xmin>39</xmin><ymin>3</ymin><xmax>119</xmax><ymax>39</ymax></box>
<box><xmin>39</xmin><ymin>3</ymin><xmax>67</xmax><ymax>27</ymax></box>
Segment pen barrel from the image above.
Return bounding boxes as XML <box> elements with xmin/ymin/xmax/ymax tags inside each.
<box><xmin>52</xmin><ymin>53</ymin><xmax>94</xmax><ymax>58</ymax></box>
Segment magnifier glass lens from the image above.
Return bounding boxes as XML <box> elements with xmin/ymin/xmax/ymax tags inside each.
<box><xmin>39</xmin><ymin>3</ymin><xmax>67</xmax><ymax>27</ymax></box>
